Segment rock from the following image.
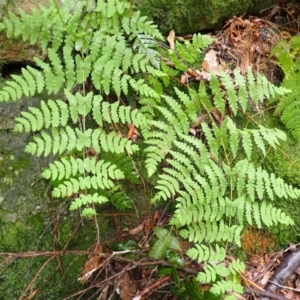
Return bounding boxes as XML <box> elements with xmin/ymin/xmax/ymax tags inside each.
<box><xmin>0</xmin><ymin>0</ymin><xmax>52</xmax><ymax>64</ymax></box>
<box><xmin>136</xmin><ymin>0</ymin><xmax>278</xmax><ymax>35</ymax></box>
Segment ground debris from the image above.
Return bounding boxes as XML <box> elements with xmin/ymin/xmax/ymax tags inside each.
<box><xmin>244</xmin><ymin>245</ymin><xmax>300</xmax><ymax>300</ymax></box>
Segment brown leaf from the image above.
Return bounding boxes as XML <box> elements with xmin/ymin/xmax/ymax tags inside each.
<box><xmin>187</xmin><ymin>68</ymin><xmax>200</xmax><ymax>80</ymax></box>
<box><xmin>212</xmin><ymin>107</ymin><xmax>223</xmax><ymax>124</ymax></box>
<box><xmin>202</xmin><ymin>49</ymin><xmax>220</xmax><ymax>73</ymax></box>
<box><xmin>79</xmin><ymin>243</ymin><xmax>102</xmax><ymax>283</ymax></box>
<box><xmin>144</xmin><ymin>217</ymin><xmax>153</xmax><ymax>234</ymax></box>
<box><xmin>118</xmin><ymin>272</ymin><xmax>136</xmax><ymax>300</ymax></box>
<box><xmin>189</xmin><ymin>128</ymin><xmax>197</xmax><ymax>135</ymax></box>
<box><xmin>153</xmin><ymin>210</ymin><xmax>161</xmax><ymax>225</ymax></box>
<box><xmin>176</xmin><ymin>36</ymin><xmax>185</xmax><ymax>42</ymax></box>
<box><xmin>180</xmin><ymin>72</ymin><xmax>191</xmax><ymax>84</ymax></box>
<box><xmin>190</xmin><ymin>114</ymin><xmax>208</xmax><ymax>128</ymax></box>
<box><xmin>260</xmin><ymin>271</ymin><xmax>271</xmax><ymax>286</ymax></box>
<box><xmin>167</xmin><ymin>30</ymin><xmax>176</xmax><ymax>50</ymax></box>
<box><xmin>127</xmin><ymin>124</ymin><xmax>139</xmax><ymax>142</ymax></box>
<box><xmin>200</xmin><ymin>49</ymin><xmax>221</xmax><ymax>80</ymax></box>
<box><xmin>129</xmin><ymin>221</ymin><xmax>145</xmax><ymax>236</ymax></box>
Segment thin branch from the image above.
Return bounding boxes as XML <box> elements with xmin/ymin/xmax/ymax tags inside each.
<box><xmin>269</xmin><ymin>280</ymin><xmax>300</xmax><ymax>292</ymax></box>
<box><xmin>244</xmin><ymin>287</ymin><xmax>289</xmax><ymax>300</ymax></box>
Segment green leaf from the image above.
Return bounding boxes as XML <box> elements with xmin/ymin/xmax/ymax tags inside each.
<box><xmin>113</xmin><ymin>240</ymin><xmax>138</xmax><ymax>251</ymax></box>
<box><xmin>148</xmin><ymin>235</ymin><xmax>171</xmax><ymax>259</ymax></box>
<box><xmin>153</xmin><ymin>227</ymin><xmax>181</xmax><ymax>251</ymax></box>
<box><xmin>157</xmin><ymin>266</ymin><xmax>173</xmax><ymax>276</ymax></box>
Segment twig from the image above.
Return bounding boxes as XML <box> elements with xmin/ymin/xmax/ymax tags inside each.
<box><xmin>252</xmin><ymin>250</ymin><xmax>283</xmax><ymax>283</ymax></box>
<box><xmin>262</xmin><ymin>247</ymin><xmax>300</xmax><ymax>299</ymax></box>
<box><xmin>244</xmin><ymin>287</ymin><xmax>289</xmax><ymax>300</ymax></box>
<box><xmin>269</xmin><ymin>280</ymin><xmax>300</xmax><ymax>292</ymax></box>
<box><xmin>132</xmin><ymin>275</ymin><xmax>172</xmax><ymax>300</ymax></box>
<box><xmin>0</xmin><ymin>249</ymin><xmax>199</xmax><ymax>275</ymax></box>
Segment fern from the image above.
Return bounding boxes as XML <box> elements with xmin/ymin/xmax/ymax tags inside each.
<box><xmin>269</xmin><ymin>36</ymin><xmax>300</xmax><ymax>140</ymax></box>
<box><xmin>0</xmin><ymin>1</ymin><xmax>298</xmax><ymax>298</ymax></box>
<box><xmin>148</xmin><ymin>57</ymin><xmax>296</xmax><ymax>297</ymax></box>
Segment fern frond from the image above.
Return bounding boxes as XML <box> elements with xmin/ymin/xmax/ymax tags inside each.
<box><xmin>52</xmin><ymin>175</ymin><xmax>115</xmax><ymax>198</ymax></box>
<box><xmin>211</xmin><ymin>279</ymin><xmax>244</xmax><ymax>295</ymax></box>
<box><xmin>201</xmin><ymin>122</ymin><xmax>219</xmax><ymax>161</ymax></box>
<box><xmin>197</xmin><ymin>264</ymin><xmax>228</xmax><ymax>284</ymax></box>
<box><xmin>70</xmin><ymin>193</ymin><xmax>109</xmax><ymax>211</ymax></box>
<box><xmin>220</xmin><ymin>71</ymin><xmax>238</xmax><ymax>115</ymax></box>
<box><xmin>187</xmin><ymin>244</ymin><xmax>226</xmax><ymax>264</ymax></box>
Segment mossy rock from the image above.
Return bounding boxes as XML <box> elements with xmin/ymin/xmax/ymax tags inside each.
<box><xmin>136</xmin><ymin>0</ymin><xmax>277</xmax><ymax>35</ymax></box>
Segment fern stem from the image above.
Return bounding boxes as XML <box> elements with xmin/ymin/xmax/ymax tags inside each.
<box><xmin>221</xmin><ymin>138</ymin><xmax>230</xmax><ymax>166</ymax></box>
<box><xmin>52</xmin><ymin>0</ymin><xmax>67</xmax><ymax>29</ymax></box>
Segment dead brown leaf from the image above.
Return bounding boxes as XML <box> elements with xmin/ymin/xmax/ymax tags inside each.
<box><xmin>153</xmin><ymin>210</ymin><xmax>161</xmax><ymax>225</ymax></box>
<box><xmin>144</xmin><ymin>217</ymin><xmax>154</xmax><ymax>234</ymax></box>
<box><xmin>212</xmin><ymin>107</ymin><xmax>223</xmax><ymax>124</ymax></box>
<box><xmin>260</xmin><ymin>271</ymin><xmax>271</xmax><ymax>286</ymax></box>
<box><xmin>118</xmin><ymin>272</ymin><xmax>137</xmax><ymax>300</ymax></box>
<box><xmin>79</xmin><ymin>243</ymin><xmax>102</xmax><ymax>283</ymax></box>
<box><xmin>181</xmin><ymin>72</ymin><xmax>190</xmax><ymax>84</ymax></box>
<box><xmin>201</xmin><ymin>49</ymin><xmax>221</xmax><ymax>79</ymax></box>
<box><xmin>129</xmin><ymin>221</ymin><xmax>145</xmax><ymax>236</ymax></box>
<box><xmin>129</xmin><ymin>212</ymin><xmax>161</xmax><ymax>236</ymax></box>
<box><xmin>167</xmin><ymin>30</ymin><xmax>176</xmax><ymax>50</ymax></box>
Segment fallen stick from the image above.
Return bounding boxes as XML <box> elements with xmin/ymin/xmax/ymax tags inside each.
<box><xmin>244</xmin><ymin>287</ymin><xmax>288</xmax><ymax>300</ymax></box>
<box><xmin>259</xmin><ymin>247</ymin><xmax>300</xmax><ymax>300</ymax></box>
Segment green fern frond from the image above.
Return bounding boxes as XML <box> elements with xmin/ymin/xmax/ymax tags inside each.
<box><xmin>197</xmin><ymin>264</ymin><xmax>228</xmax><ymax>283</ymax></box>
<box><xmin>69</xmin><ymin>193</ymin><xmax>109</xmax><ymax>211</ymax></box>
<box><xmin>220</xmin><ymin>71</ymin><xmax>238</xmax><ymax>115</ymax></box>
<box><xmin>210</xmin><ymin>279</ymin><xmax>244</xmax><ymax>295</ymax></box>
<box><xmin>14</xmin><ymin>99</ymin><xmax>69</xmax><ymax>133</ymax></box>
<box><xmin>52</xmin><ymin>175</ymin><xmax>115</xmax><ymax>198</ymax></box>
<box><xmin>180</xmin><ymin>221</ymin><xmax>242</xmax><ymax>246</ymax></box>
<box><xmin>187</xmin><ymin>244</ymin><xmax>226</xmax><ymax>264</ymax></box>
<box><xmin>42</xmin><ymin>157</ymin><xmax>124</xmax><ymax>181</ymax></box>
<box><xmin>110</xmin><ymin>189</ymin><xmax>132</xmax><ymax>212</ymax></box>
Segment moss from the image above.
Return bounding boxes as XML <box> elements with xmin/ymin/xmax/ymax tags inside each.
<box><xmin>0</xmin><ymin>208</ymin><xmax>108</xmax><ymax>299</ymax></box>
<box><xmin>137</xmin><ymin>0</ymin><xmax>254</xmax><ymax>35</ymax></box>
